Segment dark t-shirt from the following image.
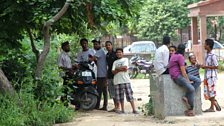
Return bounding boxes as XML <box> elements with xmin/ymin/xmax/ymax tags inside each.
<box><xmin>106</xmin><ymin>51</ymin><xmax>117</xmax><ymax>79</ymax></box>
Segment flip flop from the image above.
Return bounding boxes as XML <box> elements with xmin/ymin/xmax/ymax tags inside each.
<box><xmin>184</xmin><ymin>110</ymin><xmax>195</xmax><ymax>116</ymax></box>
<box><xmin>203</xmin><ymin>108</ymin><xmax>215</xmax><ymax>112</ymax></box>
<box><xmin>108</xmin><ymin>109</ymin><xmax>116</xmax><ymax>112</ymax></box>
<box><xmin>214</xmin><ymin>100</ymin><xmax>221</xmax><ymax>111</ymax></box>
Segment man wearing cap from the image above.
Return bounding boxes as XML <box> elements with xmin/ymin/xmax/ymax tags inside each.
<box><xmin>57</xmin><ymin>41</ymin><xmax>74</xmax><ymax>104</ymax></box>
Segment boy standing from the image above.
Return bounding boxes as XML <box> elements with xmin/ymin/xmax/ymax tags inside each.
<box><xmin>112</xmin><ymin>48</ymin><xmax>138</xmax><ymax>114</ymax></box>
<box><xmin>201</xmin><ymin>39</ymin><xmax>221</xmax><ymax>112</ymax></box>
<box><xmin>105</xmin><ymin>41</ymin><xmax>118</xmax><ymax>112</ymax></box>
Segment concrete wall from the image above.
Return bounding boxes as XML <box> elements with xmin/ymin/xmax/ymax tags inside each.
<box><xmin>150</xmin><ymin>74</ymin><xmax>202</xmax><ymax>119</ymax></box>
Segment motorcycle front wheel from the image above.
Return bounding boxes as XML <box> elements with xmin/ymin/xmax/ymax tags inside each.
<box><xmin>129</xmin><ymin>67</ymin><xmax>138</xmax><ymax>79</ymax></box>
<box><xmin>80</xmin><ymin>93</ymin><xmax>97</xmax><ymax>110</ymax></box>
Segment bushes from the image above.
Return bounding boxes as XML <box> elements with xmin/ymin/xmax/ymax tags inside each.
<box><xmin>0</xmin><ymin>93</ymin><xmax>74</xmax><ymax>126</ymax></box>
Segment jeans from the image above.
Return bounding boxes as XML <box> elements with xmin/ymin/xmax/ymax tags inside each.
<box><xmin>174</xmin><ymin>75</ymin><xmax>201</xmax><ymax>110</ymax></box>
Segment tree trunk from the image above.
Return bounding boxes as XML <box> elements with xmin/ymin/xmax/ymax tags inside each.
<box><xmin>34</xmin><ymin>0</ymin><xmax>72</xmax><ymax>79</ymax></box>
<box><xmin>0</xmin><ymin>68</ymin><xmax>14</xmax><ymax>94</ymax></box>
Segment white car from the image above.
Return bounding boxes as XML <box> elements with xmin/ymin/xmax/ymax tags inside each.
<box><xmin>123</xmin><ymin>45</ymin><xmax>132</xmax><ymax>54</ymax></box>
<box><xmin>129</xmin><ymin>41</ymin><xmax>156</xmax><ymax>54</ymax></box>
<box><xmin>184</xmin><ymin>40</ymin><xmax>224</xmax><ymax>52</ymax></box>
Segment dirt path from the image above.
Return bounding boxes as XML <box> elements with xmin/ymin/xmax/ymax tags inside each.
<box><xmin>55</xmin><ymin>74</ymin><xmax>224</xmax><ymax>126</ymax></box>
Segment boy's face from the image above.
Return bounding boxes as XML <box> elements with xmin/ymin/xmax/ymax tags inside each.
<box><xmin>189</xmin><ymin>55</ymin><xmax>196</xmax><ymax>65</ymax></box>
<box><xmin>169</xmin><ymin>47</ymin><xmax>176</xmax><ymax>55</ymax></box>
<box><xmin>204</xmin><ymin>42</ymin><xmax>209</xmax><ymax>50</ymax></box>
<box><xmin>81</xmin><ymin>41</ymin><xmax>88</xmax><ymax>50</ymax></box>
<box><xmin>116</xmin><ymin>50</ymin><xmax>123</xmax><ymax>58</ymax></box>
<box><xmin>93</xmin><ymin>42</ymin><xmax>100</xmax><ymax>50</ymax></box>
<box><xmin>106</xmin><ymin>43</ymin><xmax>112</xmax><ymax>51</ymax></box>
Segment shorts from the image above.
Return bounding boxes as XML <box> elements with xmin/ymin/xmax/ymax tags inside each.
<box><xmin>114</xmin><ymin>83</ymin><xmax>134</xmax><ymax>102</ymax></box>
<box><xmin>204</xmin><ymin>77</ymin><xmax>217</xmax><ymax>100</ymax></box>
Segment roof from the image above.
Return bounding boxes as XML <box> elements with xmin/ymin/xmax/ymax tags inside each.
<box><xmin>188</xmin><ymin>0</ymin><xmax>224</xmax><ymax>17</ymax></box>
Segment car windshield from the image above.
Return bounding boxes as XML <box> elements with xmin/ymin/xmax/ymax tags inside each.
<box><xmin>131</xmin><ymin>43</ymin><xmax>155</xmax><ymax>53</ymax></box>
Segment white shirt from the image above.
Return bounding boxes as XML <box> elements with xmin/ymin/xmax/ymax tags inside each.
<box><xmin>112</xmin><ymin>58</ymin><xmax>131</xmax><ymax>85</ymax></box>
<box><xmin>76</xmin><ymin>49</ymin><xmax>97</xmax><ymax>77</ymax></box>
<box><xmin>153</xmin><ymin>45</ymin><xmax>169</xmax><ymax>75</ymax></box>
<box><xmin>57</xmin><ymin>51</ymin><xmax>72</xmax><ymax>69</ymax></box>
<box><xmin>204</xmin><ymin>52</ymin><xmax>218</xmax><ymax>79</ymax></box>
<box><xmin>57</xmin><ymin>51</ymin><xmax>72</xmax><ymax>77</ymax></box>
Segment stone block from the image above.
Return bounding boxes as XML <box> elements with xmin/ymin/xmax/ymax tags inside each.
<box><xmin>150</xmin><ymin>74</ymin><xmax>202</xmax><ymax>119</ymax></box>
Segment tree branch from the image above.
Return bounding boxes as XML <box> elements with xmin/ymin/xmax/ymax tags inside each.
<box><xmin>27</xmin><ymin>28</ymin><xmax>39</xmax><ymax>62</ymax></box>
<box><xmin>35</xmin><ymin>0</ymin><xmax>72</xmax><ymax>79</ymax></box>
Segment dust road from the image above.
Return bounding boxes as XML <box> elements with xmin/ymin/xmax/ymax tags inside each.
<box><xmin>55</xmin><ymin>74</ymin><xmax>224</xmax><ymax>126</ymax></box>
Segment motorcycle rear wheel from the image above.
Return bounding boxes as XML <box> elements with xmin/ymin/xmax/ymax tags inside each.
<box><xmin>80</xmin><ymin>93</ymin><xmax>97</xmax><ymax>110</ymax></box>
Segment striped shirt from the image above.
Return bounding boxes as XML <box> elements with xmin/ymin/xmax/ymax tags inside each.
<box><xmin>186</xmin><ymin>65</ymin><xmax>200</xmax><ymax>79</ymax></box>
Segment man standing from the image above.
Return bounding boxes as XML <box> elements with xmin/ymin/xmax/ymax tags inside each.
<box><xmin>57</xmin><ymin>41</ymin><xmax>74</xmax><ymax>104</ymax></box>
<box><xmin>92</xmin><ymin>40</ymin><xmax>108</xmax><ymax>110</ymax></box>
<box><xmin>105</xmin><ymin>41</ymin><xmax>118</xmax><ymax>112</ymax></box>
<box><xmin>153</xmin><ymin>36</ymin><xmax>171</xmax><ymax>75</ymax></box>
<box><xmin>76</xmin><ymin>38</ymin><xmax>96</xmax><ymax>77</ymax></box>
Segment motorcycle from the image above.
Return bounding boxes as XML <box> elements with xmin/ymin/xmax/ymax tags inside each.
<box><xmin>128</xmin><ymin>54</ymin><xmax>154</xmax><ymax>78</ymax></box>
<box><xmin>69</xmin><ymin>61</ymin><xmax>98</xmax><ymax>110</ymax></box>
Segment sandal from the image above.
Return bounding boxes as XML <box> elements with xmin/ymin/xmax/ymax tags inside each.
<box><xmin>108</xmin><ymin>109</ymin><xmax>116</xmax><ymax>112</ymax></box>
<box><xmin>203</xmin><ymin>108</ymin><xmax>215</xmax><ymax>112</ymax></box>
<box><xmin>214</xmin><ymin>100</ymin><xmax>221</xmax><ymax>111</ymax></box>
<box><xmin>184</xmin><ymin>110</ymin><xmax>195</xmax><ymax>116</ymax></box>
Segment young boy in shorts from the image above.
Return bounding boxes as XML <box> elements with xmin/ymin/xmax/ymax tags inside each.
<box><xmin>201</xmin><ymin>38</ymin><xmax>221</xmax><ymax>112</ymax></box>
<box><xmin>112</xmin><ymin>48</ymin><xmax>138</xmax><ymax>114</ymax></box>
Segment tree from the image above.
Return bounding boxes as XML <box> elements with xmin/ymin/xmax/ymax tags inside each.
<box><xmin>136</xmin><ymin>0</ymin><xmax>189</xmax><ymax>43</ymax></box>
<box><xmin>0</xmin><ymin>0</ymin><xmax>142</xmax><ymax>93</ymax></box>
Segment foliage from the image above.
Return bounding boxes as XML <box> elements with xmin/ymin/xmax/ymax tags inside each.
<box><xmin>142</xmin><ymin>95</ymin><xmax>154</xmax><ymax>116</ymax></box>
<box><xmin>136</xmin><ymin>0</ymin><xmax>189</xmax><ymax>43</ymax></box>
<box><xmin>0</xmin><ymin>93</ymin><xmax>74</xmax><ymax>126</ymax></box>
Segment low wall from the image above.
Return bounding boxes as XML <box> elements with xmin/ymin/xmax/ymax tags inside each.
<box><xmin>150</xmin><ymin>74</ymin><xmax>202</xmax><ymax>119</ymax></box>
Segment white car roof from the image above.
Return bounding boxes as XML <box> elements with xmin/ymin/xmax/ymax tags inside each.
<box><xmin>132</xmin><ymin>41</ymin><xmax>155</xmax><ymax>45</ymax></box>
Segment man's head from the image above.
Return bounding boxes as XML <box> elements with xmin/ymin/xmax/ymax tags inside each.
<box><xmin>115</xmin><ymin>48</ymin><xmax>123</xmax><ymax>59</ymax></box>
<box><xmin>188</xmin><ymin>53</ymin><xmax>197</xmax><ymax>65</ymax></box>
<box><xmin>204</xmin><ymin>38</ymin><xmax>214</xmax><ymax>51</ymax></box>
<box><xmin>80</xmin><ymin>38</ymin><xmax>88</xmax><ymax>51</ymax></box>
<box><xmin>163</xmin><ymin>36</ymin><xmax>170</xmax><ymax>45</ymax></box>
<box><xmin>176</xmin><ymin>43</ymin><xmax>186</xmax><ymax>55</ymax></box>
<box><xmin>169</xmin><ymin>45</ymin><xmax>176</xmax><ymax>55</ymax></box>
<box><xmin>105</xmin><ymin>41</ymin><xmax>113</xmax><ymax>51</ymax></box>
<box><xmin>61</xmin><ymin>41</ymin><xmax>70</xmax><ymax>52</ymax></box>
<box><xmin>92</xmin><ymin>40</ymin><xmax>101</xmax><ymax>50</ymax></box>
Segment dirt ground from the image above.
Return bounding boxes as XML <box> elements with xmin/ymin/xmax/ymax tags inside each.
<box><xmin>55</xmin><ymin>73</ymin><xmax>224</xmax><ymax>126</ymax></box>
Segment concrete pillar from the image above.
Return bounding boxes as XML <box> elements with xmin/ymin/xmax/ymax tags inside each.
<box><xmin>191</xmin><ymin>17</ymin><xmax>198</xmax><ymax>44</ymax></box>
<box><xmin>199</xmin><ymin>15</ymin><xmax>207</xmax><ymax>64</ymax></box>
<box><xmin>150</xmin><ymin>74</ymin><xmax>202</xmax><ymax>119</ymax></box>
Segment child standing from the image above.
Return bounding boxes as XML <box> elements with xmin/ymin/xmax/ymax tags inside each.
<box><xmin>112</xmin><ymin>48</ymin><xmax>138</xmax><ymax>114</ymax></box>
<box><xmin>201</xmin><ymin>39</ymin><xmax>221</xmax><ymax>112</ymax></box>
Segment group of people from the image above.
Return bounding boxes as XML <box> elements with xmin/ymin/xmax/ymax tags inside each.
<box><xmin>154</xmin><ymin>36</ymin><xmax>221</xmax><ymax>116</ymax></box>
<box><xmin>57</xmin><ymin>38</ymin><xmax>138</xmax><ymax>114</ymax></box>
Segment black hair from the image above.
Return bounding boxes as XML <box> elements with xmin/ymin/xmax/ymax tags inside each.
<box><xmin>188</xmin><ymin>54</ymin><xmax>195</xmax><ymax>60</ymax></box>
<box><xmin>80</xmin><ymin>38</ymin><xmax>88</xmax><ymax>44</ymax></box>
<box><xmin>105</xmin><ymin>41</ymin><xmax>112</xmax><ymax>45</ymax></box>
<box><xmin>163</xmin><ymin>36</ymin><xmax>170</xmax><ymax>45</ymax></box>
<box><xmin>205</xmin><ymin>38</ymin><xmax>214</xmax><ymax>49</ymax></box>
<box><xmin>115</xmin><ymin>48</ymin><xmax>123</xmax><ymax>53</ymax></box>
<box><xmin>61</xmin><ymin>41</ymin><xmax>69</xmax><ymax>48</ymax></box>
<box><xmin>92</xmin><ymin>39</ymin><xmax>100</xmax><ymax>44</ymax></box>
<box><xmin>175</xmin><ymin>44</ymin><xmax>185</xmax><ymax>55</ymax></box>
<box><xmin>169</xmin><ymin>45</ymin><xmax>177</xmax><ymax>51</ymax></box>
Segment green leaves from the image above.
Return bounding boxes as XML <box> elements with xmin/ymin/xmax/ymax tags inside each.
<box><xmin>136</xmin><ymin>0</ymin><xmax>190</xmax><ymax>43</ymax></box>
